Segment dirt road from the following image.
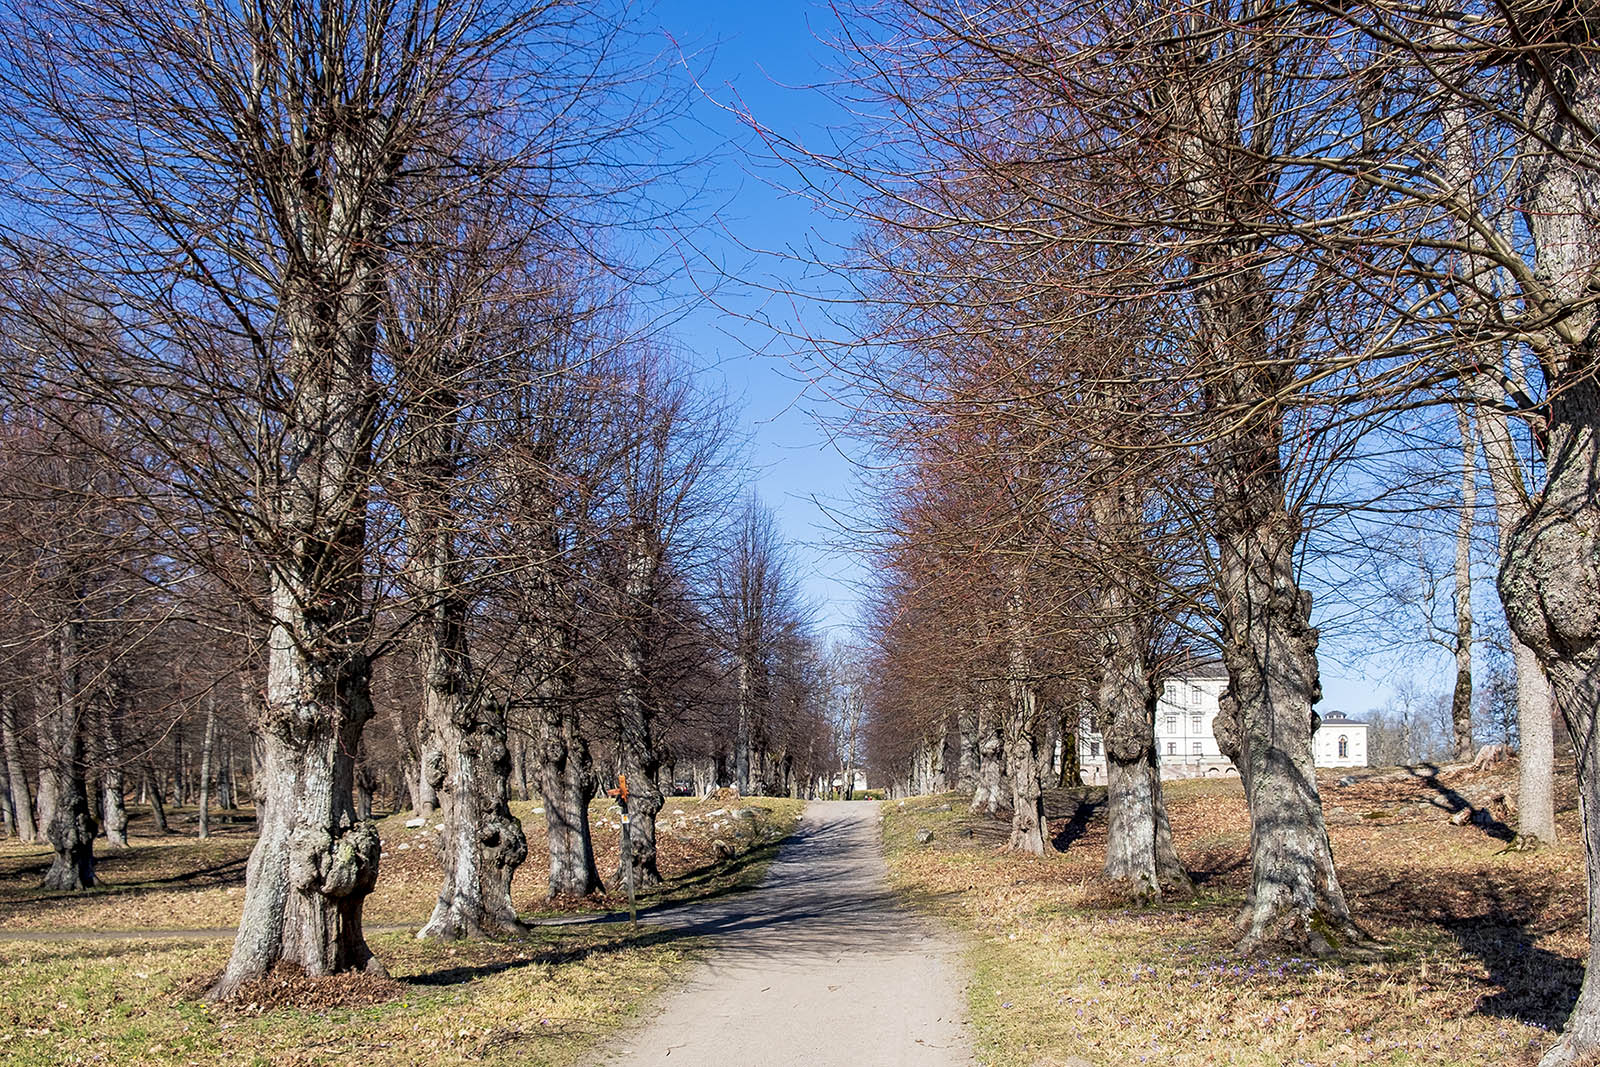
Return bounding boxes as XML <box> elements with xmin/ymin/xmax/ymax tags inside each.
<box><xmin>607</xmin><ymin>800</ymin><xmax>974</xmax><ymax>1067</ymax></box>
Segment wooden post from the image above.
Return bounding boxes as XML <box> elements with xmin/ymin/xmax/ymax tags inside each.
<box><xmin>610</xmin><ymin>774</ymin><xmax>637</xmax><ymax>928</ymax></box>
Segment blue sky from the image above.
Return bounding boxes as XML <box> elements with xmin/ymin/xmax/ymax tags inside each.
<box><xmin>641</xmin><ymin>0</ymin><xmax>1460</xmax><ymax>716</ymax></box>
<box><xmin>647</xmin><ymin>0</ymin><xmax>870</xmax><ymax>639</ymax></box>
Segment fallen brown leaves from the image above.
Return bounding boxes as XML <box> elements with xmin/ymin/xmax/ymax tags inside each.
<box><xmin>884</xmin><ymin>761</ymin><xmax>1584</xmax><ymax>1067</ymax></box>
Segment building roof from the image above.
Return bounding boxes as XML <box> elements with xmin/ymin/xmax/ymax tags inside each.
<box><xmin>1159</xmin><ymin>653</ymin><xmax>1230</xmax><ymax>681</ymax></box>
<box><xmin>1319</xmin><ymin>710</ymin><xmax>1367</xmax><ymax>726</ymax></box>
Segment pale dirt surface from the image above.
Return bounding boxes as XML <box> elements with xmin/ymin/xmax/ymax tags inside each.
<box><xmin>607</xmin><ymin>800</ymin><xmax>975</xmax><ymax>1067</ymax></box>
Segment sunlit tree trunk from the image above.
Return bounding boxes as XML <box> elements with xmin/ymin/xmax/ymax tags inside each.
<box><xmin>2</xmin><ymin>692</ymin><xmax>36</xmax><ymax>842</ymax></box>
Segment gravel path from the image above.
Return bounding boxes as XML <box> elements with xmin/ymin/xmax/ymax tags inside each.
<box><xmin>606</xmin><ymin>800</ymin><xmax>974</xmax><ymax>1067</ymax></box>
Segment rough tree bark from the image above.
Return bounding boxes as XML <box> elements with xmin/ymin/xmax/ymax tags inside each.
<box><xmin>1088</xmin><ymin>455</ymin><xmax>1185</xmax><ymax>897</ymax></box>
<box><xmin>210</xmin><ymin>645</ymin><xmax>382</xmax><ymax>998</ymax></box>
<box><xmin>1496</xmin><ymin>33</ymin><xmax>1600</xmax><ymax>1061</ymax></box>
<box><xmin>395</xmin><ymin>272</ymin><xmax>530</xmax><ymax>939</ymax></box>
<box><xmin>1058</xmin><ymin>710</ymin><xmax>1081</xmax><ymax>788</ymax></box>
<box><xmin>144</xmin><ymin>763</ymin><xmax>168</xmax><ymax>834</ymax></box>
<box><xmin>969</xmin><ymin>683</ymin><xmax>1006</xmax><ymax>814</ymax></box>
<box><xmin>1173</xmin><ymin>61</ymin><xmax>1361</xmax><ymax>955</ymax></box>
<box><xmin>526</xmin><ymin>512</ymin><xmax>603</xmax><ymax>900</ymax></box>
<box><xmin>956</xmin><ymin>700</ymin><xmax>979</xmax><ymax>794</ymax></box>
<box><xmin>613</xmin><ymin>531</ymin><xmax>664</xmax><ymax>890</ymax></box>
<box><xmin>1001</xmin><ymin>586</ymin><xmax>1052</xmax><ymax>854</ymax></box>
<box><xmin>1209</xmin><ymin>447</ymin><xmax>1359</xmax><ymax>953</ymax></box>
<box><xmin>97</xmin><ymin>682</ymin><xmax>127</xmax><ymax>848</ymax></box>
<box><xmin>198</xmin><ymin>689</ymin><xmax>216</xmax><ymax>840</ymax></box>
<box><xmin>413</xmin><ymin>542</ymin><xmax>526</xmax><ymax>938</ymax></box>
<box><xmin>41</xmin><ymin>613</ymin><xmax>95</xmax><ymax>890</ymax></box>
<box><xmin>208</xmin><ymin>133</ymin><xmax>396</xmax><ymax>996</ymax></box>
<box><xmin>2</xmin><ymin>692</ymin><xmax>37</xmax><ymax>842</ymax></box>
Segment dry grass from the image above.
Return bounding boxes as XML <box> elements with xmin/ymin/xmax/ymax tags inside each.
<box><xmin>0</xmin><ymin>794</ymin><xmax>804</xmax><ymax>931</ymax></box>
<box><xmin>0</xmin><ymin>927</ymin><xmax>698</xmax><ymax>1066</ymax></box>
<box><xmin>0</xmin><ymin>793</ymin><xmax>804</xmax><ymax>1066</ymax></box>
<box><xmin>882</xmin><ymin>763</ymin><xmax>1584</xmax><ymax>1067</ymax></box>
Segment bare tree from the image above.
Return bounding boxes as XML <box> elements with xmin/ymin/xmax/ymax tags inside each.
<box><xmin>0</xmin><ymin>0</ymin><xmax>619</xmax><ymax>993</ymax></box>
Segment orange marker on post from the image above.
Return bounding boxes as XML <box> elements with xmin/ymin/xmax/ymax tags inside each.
<box><xmin>609</xmin><ymin>775</ymin><xmax>636</xmax><ymax>927</ymax></box>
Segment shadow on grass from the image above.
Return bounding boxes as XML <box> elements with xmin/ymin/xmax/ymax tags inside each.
<box><xmin>1</xmin><ymin>851</ymin><xmax>250</xmax><ymax>906</ymax></box>
<box><xmin>1441</xmin><ymin>884</ymin><xmax>1582</xmax><ymax>1031</ymax></box>
<box><xmin>1050</xmin><ymin>794</ymin><xmax>1103</xmax><ymax>851</ymax></box>
<box><xmin>1405</xmin><ymin>764</ymin><xmax>1516</xmax><ymax>843</ymax></box>
<box><xmin>407</xmin><ymin>927</ymin><xmax>690</xmax><ymax>987</ymax></box>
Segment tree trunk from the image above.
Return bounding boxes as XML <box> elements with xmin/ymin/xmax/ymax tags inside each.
<box><xmin>209</xmin><ymin>618</ymin><xmax>382</xmax><ymax>998</ymax></box>
<box><xmin>970</xmin><ymin>685</ymin><xmax>1005</xmax><ymax>814</ymax></box>
<box><xmin>1207</xmin><ymin>367</ymin><xmax>1358</xmax><ymax>955</ymax></box>
<box><xmin>198</xmin><ymin>690</ymin><xmax>216</xmax><ymax>840</ymax></box>
<box><xmin>537</xmin><ymin>690</ymin><xmax>602</xmax><ymax>899</ymax></box>
<box><xmin>1471</xmin><ymin>383</ymin><xmax>1558</xmax><ymax>843</ymax></box>
<box><xmin>957</xmin><ymin>700</ymin><xmax>978</xmax><ymax>794</ymax></box>
<box><xmin>417</xmin><ymin>739</ymin><xmax>440</xmax><ymax>819</ymax></box>
<box><xmin>1499</xmin><ymin>380</ymin><xmax>1600</xmax><ymax>1066</ymax></box>
<box><xmin>41</xmin><ymin>615</ymin><xmax>95</xmax><ymax>890</ymax></box>
<box><xmin>416</xmin><ymin>535</ymin><xmax>527</xmax><ymax>939</ymax></box>
<box><xmin>1451</xmin><ymin>404</ymin><xmax>1476</xmax><ymax>762</ymax></box>
<box><xmin>399</xmin><ymin>753</ymin><xmax>422</xmax><ymax>817</ymax></box>
<box><xmin>736</xmin><ymin>663</ymin><xmax>757</xmax><ymax>797</ymax></box>
<box><xmin>510</xmin><ymin>737</ymin><xmax>531</xmax><ymax>803</ymax></box>
<box><xmin>1089</xmin><ymin>458</ymin><xmax>1184</xmax><ymax>895</ymax></box>
<box><xmin>0</xmin><ymin>746</ymin><xmax>13</xmax><ymax>839</ymax></box>
<box><xmin>1058</xmin><ymin>714</ymin><xmax>1080</xmax><ymax>788</ymax></box>
<box><xmin>1098</xmin><ymin>687</ymin><xmax>1185</xmax><ymax>898</ymax></box>
<box><xmin>33</xmin><ymin>691</ymin><xmax>57</xmax><ymax>837</ymax></box>
<box><xmin>145</xmin><ymin>763</ymin><xmax>169</xmax><ymax>834</ymax></box>
<box><xmin>1002</xmin><ymin>589</ymin><xmax>1052</xmax><ymax>855</ymax></box>
<box><xmin>2</xmin><ymin>693</ymin><xmax>37</xmax><ymax>842</ymax></box>
<box><xmin>1497</xmin><ymin>66</ymin><xmax>1600</xmax><ymax>1045</ymax></box>
<box><xmin>1211</xmin><ymin>506</ymin><xmax>1358</xmax><ymax>954</ymax></box>
<box><xmin>613</xmin><ymin>535</ymin><xmax>664</xmax><ymax>890</ymax></box>
<box><xmin>355</xmin><ymin>747</ymin><xmax>374</xmax><ymax>822</ymax></box>
<box><xmin>98</xmin><ymin>686</ymin><xmax>128</xmax><ymax>848</ymax></box>
<box><xmin>1516</xmin><ymin>640</ymin><xmax>1558</xmax><ymax>844</ymax></box>
<box><xmin>528</xmin><ymin>545</ymin><xmax>602</xmax><ymax>899</ymax></box>
<box><xmin>1002</xmin><ymin>691</ymin><xmax>1048</xmax><ymax>854</ymax></box>
<box><xmin>217</xmin><ymin>735</ymin><xmax>235</xmax><ymax>814</ymax></box>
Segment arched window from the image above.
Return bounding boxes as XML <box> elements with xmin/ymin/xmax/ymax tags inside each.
<box><xmin>1337</xmin><ymin>735</ymin><xmax>1348</xmax><ymax>759</ymax></box>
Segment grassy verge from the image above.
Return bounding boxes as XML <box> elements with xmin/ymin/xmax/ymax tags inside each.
<box><xmin>882</xmin><ymin>769</ymin><xmax>1582</xmax><ymax>1067</ymax></box>
<box><xmin>0</xmin><ymin>794</ymin><xmax>806</xmax><ymax>931</ymax></box>
<box><xmin>0</xmin><ymin>927</ymin><xmax>694</xmax><ymax>1066</ymax></box>
<box><xmin>0</xmin><ymin>792</ymin><xmax>806</xmax><ymax>1066</ymax></box>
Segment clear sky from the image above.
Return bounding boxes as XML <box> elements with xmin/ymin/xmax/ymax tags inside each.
<box><xmin>642</xmin><ymin>0</ymin><xmax>1464</xmax><ymax>716</ymax></box>
<box><xmin>647</xmin><ymin>0</ymin><xmax>870</xmax><ymax>640</ymax></box>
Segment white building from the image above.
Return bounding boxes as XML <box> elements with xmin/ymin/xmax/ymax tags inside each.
<box><xmin>1313</xmin><ymin>710</ymin><xmax>1369</xmax><ymax>768</ymax></box>
<box><xmin>1077</xmin><ymin>661</ymin><xmax>1369</xmax><ymax>783</ymax></box>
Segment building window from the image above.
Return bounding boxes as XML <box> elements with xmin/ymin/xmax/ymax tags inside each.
<box><xmin>1165</xmin><ymin>715</ymin><xmax>1176</xmax><ymax>733</ymax></box>
<box><xmin>1090</xmin><ymin>741</ymin><xmax>1101</xmax><ymax>757</ymax></box>
<box><xmin>1337</xmin><ymin>736</ymin><xmax>1348</xmax><ymax>759</ymax></box>
<box><xmin>1191</xmin><ymin>714</ymin><xmax>1202</xmax><ymax>733</ymax></box>
<box><xmin>1193</xmin><ymin>742</ymin><xmax>1203</xmax><ymax>755</ymax></box>
<box><xmin>1167</xmin><ymin>742</ymin><xmax>1176</xmax><ymax>756</ymax></box>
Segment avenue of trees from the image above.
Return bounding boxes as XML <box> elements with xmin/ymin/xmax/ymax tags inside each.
<box><xmin>801</xmin><ymin>1</ymin><xmax>1600</xmax><ymax>1063</ymax></box>
<box><xmin>0</xmin><ymin>0</ymin><xmax>1597</xmax><ymax>1063</ymax></box>
<box><xmin>0</xmin><ymin>0</ymin><xmax>840</xmax><ymax>1002</ymax></box>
